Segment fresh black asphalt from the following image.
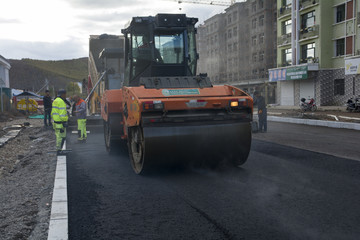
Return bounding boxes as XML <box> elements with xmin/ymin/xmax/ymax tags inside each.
<box><xmin>67</xmin><ymin>125</ymin><xmax>360</xmax><ymax>240</ymax></box>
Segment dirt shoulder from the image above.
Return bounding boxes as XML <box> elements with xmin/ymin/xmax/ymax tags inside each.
<box><xmin>0</xmin><ymin>117</ymin><xmax>57</xmax><ymax>240</ymax></box>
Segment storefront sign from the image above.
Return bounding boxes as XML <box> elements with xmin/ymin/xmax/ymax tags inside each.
<box><xmin>269</xmin><ymin>66</ymin><xmax>308</xmax><ymax>82</ymax></box>
<box><xmin>269</xmin><ymin>69</ymin><xmax>286</xmax><ymax>82</ymax></box>
<box><xmin>345</xmin><ymin>58</ymin><xmax>360</xmax><ymax>75</ymax></box>
<box><xmin>286</xmin><ymin>66</ymin><xmax>308</xmax><ymax>80</ymax></box>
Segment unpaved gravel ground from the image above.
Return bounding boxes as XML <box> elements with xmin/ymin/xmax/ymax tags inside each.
<box><xmin>0</xmin><ymin>117</ymin><xmax>57</xmax><ymax>240</ymax></box>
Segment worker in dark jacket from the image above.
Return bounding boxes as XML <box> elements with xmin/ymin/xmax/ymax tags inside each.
<box><xmin>43</xmin><ymin>90</ymin><xmax>52</xmax><ymax>127</ymax></box>
<box><xmin>254</xmin><ymin>91</ymin><xmax>267</xmax><ymax>132</ymax></box>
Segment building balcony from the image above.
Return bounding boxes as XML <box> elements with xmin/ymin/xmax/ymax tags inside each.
<box><xmin>299</xmin><ymin>0</ymin><xmax>319</xmax><ymax>10</ymax></box>
<box><xmin>300</xmin><ymin>25</ymin><xmax>319</xmax><ymax>40</ymax></box>
<box><xmin>299</xmin><ymin>57</ymin><xmax>319</xmax><ymax>64</ymax></box>
<box><xmin>279</xmin><ymin>58</ymin><xmax>319</xmax><ymax>68</ymax></box>
<box><xmin>279</xmin><ymin>62</ymin><xmax>292</xmax><ymax>67</ymax></box>
<box><xmin>278</xmin><ymin>33</ymin><xmax>292</xmax><ymax>46</ymax></box>
<box><xmin>278</xmin><ymin>6</ymin><xmax>291</xmax><ymax>18</ymax></box>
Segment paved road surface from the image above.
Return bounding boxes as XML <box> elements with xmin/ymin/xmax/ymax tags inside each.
<box><xmin>253</xmin><ymin>122</ymin><xmax>360</xmax><ymax>161</ymax></box>
<box><xmin>67</xmin><ymin>123</ymin><xmax>360</xmax><ymax>240</ymax></box>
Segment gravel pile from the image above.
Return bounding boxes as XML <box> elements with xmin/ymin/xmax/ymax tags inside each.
<box><xmin>0</xmin><ymin>118</ymin><xmax>57</xmax><ymax>240</ymax></box>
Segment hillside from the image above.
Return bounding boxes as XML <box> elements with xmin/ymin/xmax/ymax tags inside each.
<box><xmin>9</xmin><ymin>58</ymin><xmax>88</xmax><ymax>91</ymax></box>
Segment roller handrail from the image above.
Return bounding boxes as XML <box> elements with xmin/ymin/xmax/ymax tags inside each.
<box><xmin>85</xmin><ymin>70</ymin><xmax>107</xmax><ymax>103</ymax></box>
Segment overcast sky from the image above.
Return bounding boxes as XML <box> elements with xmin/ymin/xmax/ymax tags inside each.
<box><xmin>0</xmin><ymin>0</ymin><xmax>227</xmax><ymax>60</ymax></box>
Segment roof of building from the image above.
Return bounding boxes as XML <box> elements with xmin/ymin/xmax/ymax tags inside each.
<box><xmin>0</xmin><ymin>55</ymin><xmax>11</xmax><ymax>69</ymax></box>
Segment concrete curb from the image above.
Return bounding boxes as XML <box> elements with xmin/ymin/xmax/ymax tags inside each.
<box><xmin>47</xmin><ymin>142</ymin><xmax>68</xmax><ymax>240</ymax></box>
<box><xmin>268</xmin><ymin>116</ymin><xmax>360</xmax><ymax>131</ymax></box>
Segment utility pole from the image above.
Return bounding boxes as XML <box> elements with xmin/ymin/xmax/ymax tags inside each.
<box><xmin>291</xmin><ymin>0</ymin><xmax>300</xmax><ymax>65</ymax></box>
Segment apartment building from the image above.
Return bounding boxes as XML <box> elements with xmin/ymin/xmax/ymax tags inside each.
<box><xmin>197</xmin><ymin>13</ymin><xmax>226</xmax><ymax>83</ymax></box>
<box><xmin>224</xmin><ymin>2</ymin><xmax>250</xmax><ymax>83</ymax></box>
<box><xmin>197</xmin><ymin>0</ymin><xmax>277</xmax><ymax>102</ymax></box>
<box><xmin>272</xmin><ymin>0</ymin><xmax>360</xmax><ymax>106</ymax></box>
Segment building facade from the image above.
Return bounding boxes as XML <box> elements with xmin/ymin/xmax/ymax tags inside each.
<box><xmin>0</xmin><ymin>55</ymin><xmax>11</xmax><ymax>88</ymax></box>
<box><xmin>273</xmin><ymin>0</ymin><xmax>360</xmax><ymax>106</ymax></box>
<box><xmin>197</xmin><ymin>0</ymin><xmax>277</xmax><ymax>102</ymax></box>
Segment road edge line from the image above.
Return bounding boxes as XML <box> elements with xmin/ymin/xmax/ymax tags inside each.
<box><xmin>47</xmin><ymin>141</ymin><xmax>68</xmax><ymax>240</ymax></box>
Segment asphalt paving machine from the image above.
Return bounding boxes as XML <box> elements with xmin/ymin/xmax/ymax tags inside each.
<box><xmin>101</xmin><ymin>14</ymin><xmax>253</xmax><ymax>174</ymax></box>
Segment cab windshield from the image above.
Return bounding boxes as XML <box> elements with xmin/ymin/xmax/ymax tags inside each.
<box><xmin>154</xmin><ymin>32</ymin><xmax>184</xmax><ymax>64</ymax></box>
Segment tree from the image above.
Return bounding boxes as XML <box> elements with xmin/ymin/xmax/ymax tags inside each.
<box><xmin>66</xmin><ymin>82</ymin><xmax>81</xmax><ymax>96</ymax></box>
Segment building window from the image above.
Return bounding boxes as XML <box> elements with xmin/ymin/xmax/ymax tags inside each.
<box><xmin>301</xmin><ymin>42</ymin><xmax>315</xmax><ymax>62</ymax></box>
<box><xmin>259</xmin><ymin>51</ymin><xmax>264</xmax><ymax>62</ymax></box>
<box><xmin>283</xmin><ymin>48</ymin><xmax>292</xmax><ymax>65</ymax></box>
<box><xmin>252</xmin><ymin>2</ymin><xmax>256</xmax><ymax>12</ymax></box>
<box><xmin>252</xmin><ymin>53</ymin><xmax>257</xmax><ymax>62</ymax></box>
<box><xmin>252</xmin><ymin>36</ymin><xmax>257</xmax><ymax>45</ymax></box>
<box><xmin>283</xmin><ymin>0</ymin><xmax>291</xmax><ymax>8</ymax></box>
<box><xmin>283</xmin><ymin>19</ymin><xmax>292</xmax><ymax>35</ymax></box>
<box><xmin>233</xmin><ymin>27</ymin><xmax>238</xmax><ymax>37</ymax></box>
<box><xmin>301</xmin><ymin>11</ymin><xmax>315</xmax><ymax>30</ymax></box>
<box><xmin>234</xmin><ymin>72</ymin><xmax>238</xmax><ymax>81</ymax></box>
<box><xmin>233</xmin><ymin>42</ymin><xmax>238</xmax><ymax>50</ymax></box>
<box><xmin>259</xmin><ymin>33</ymin><xmax>264</xmax><ymax>44</ymax></box>
<box><xmin>259</xmin><ymin>15</ymin><xmax>264</xmax><ymax>26</ymax></box>
<box><xmin>228</xmin><ymin>44</ymin><xmax>232</xmax><ymax>53</ymax></box>
<box><xmin>228</xmin><ymin>58</ymin><xmax>232</xmax><ymax>68</ymax></box>
<box><xmin>336</xmin><ymin>4</ymin><xmax>345</xmax><ymax>23</ymax></box>
<box><xmin>335</xmin><ymin>38</ymin><xmax>345</xmax><ymax>56</ymax></box>
<box><xmin>259</xmin><ymin>68</ymin><xmax>265</xmax><ymax>78</ymax></box>
<box><xmin>252</xmin><ymin>69</ymin><xmax>258</xmax><ymax>77</ymax></box>
<box><xmin>334</xmin><ymin>79</ymin><xmax>345</xmax><ymax>95</ymax></box>
<box><xmin>228</xmin><ymin>29</ymin><xmax>232</xmax><ymax>39</ymax></box>
<box><xmin>233</xmin><ymin>11</ymin><xmax>238</xmax><ymax>21</ymax></box>
<box><xmin>259</xmin><ymin>0</ymin><xmax>264</xmax><ymax>9</ymax></box>
<box><xmin>252</xmin><ymin>18</ymin><xmax>257</xmax><ymax>28</ymax></box>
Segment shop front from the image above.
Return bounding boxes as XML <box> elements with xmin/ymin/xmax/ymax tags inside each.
<box><xmin>269</xmin><ymin>65</ymin><xmax>315</xmax><ymax>106</ymax></box>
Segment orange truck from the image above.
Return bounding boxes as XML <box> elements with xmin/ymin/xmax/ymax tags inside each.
<box><xmin>101</xmin><ymin>14</ymin><xmax>253</xmax><ymax>174</ymax></box>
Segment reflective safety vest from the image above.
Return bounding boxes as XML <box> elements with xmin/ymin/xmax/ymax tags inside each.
<box><xmin>51</xmin><ymin>97</ymin><xmax>68</xmax><ymax>123</ymax></box>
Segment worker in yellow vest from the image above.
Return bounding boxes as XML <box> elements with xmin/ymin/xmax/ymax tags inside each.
<box><xmin>51</xmin><ymin>89</ymin><xmax>69</xmax><ymax>152</ymax></box>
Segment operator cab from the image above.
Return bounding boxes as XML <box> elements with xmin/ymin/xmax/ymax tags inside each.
<box><xmin>121</xmin><ymin>14</ymin><xmax>199</xmax><ymax>87</ymax></box>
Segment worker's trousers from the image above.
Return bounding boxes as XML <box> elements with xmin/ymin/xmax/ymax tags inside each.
<box><xmin>77</xmin><ymin>119</ymin><xmax>87</xmax><ymax>140</ymax></box>
<box><xmin>54</xmin><ymin>123</ymin><xmax>66</xmax><ymax>150</ymax></box>
<box><xmin>258</xmin><ymin>109</ymin><xmax>267</xmax><ymax>132</ymax></box>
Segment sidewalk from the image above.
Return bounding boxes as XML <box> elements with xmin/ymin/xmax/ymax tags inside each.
<box><xmin>266</xmin><ymin>104</ymin><xmax>347</xmax><ymax>112</ymax></box>
<box><xmin>253</xmin><ymin>105</ymin><xmax>360</xmax><ymax>131</ymax></box>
